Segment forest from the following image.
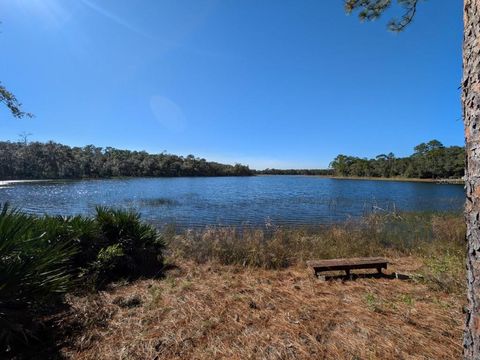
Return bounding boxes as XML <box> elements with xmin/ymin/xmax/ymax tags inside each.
<box><xmin>0</xmin><ymin>139</ymin><xmax>464</xmax><ymax>180</ymax></box>
<box><xmin>0</xmin><ymin>141</ymin><xmax>253</xmax><ymax>179</ymax></box>
<box><xmin>329</xmin><ymin>140</ymin><xmax>464</xmax><ymax>179</ymax></box>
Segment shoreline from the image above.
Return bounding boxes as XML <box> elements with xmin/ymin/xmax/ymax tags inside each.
<box><xmin>0</xmin><ymin>175</ymin><xmax>465</xmax><ymax>186</ymax></box>
<box><xmin>311</xmin><ymin>175</ymin><xmax>464</xmax><ymax>184</ymax></box>
<box><xmin>0</xmin><ymin>179</ymin><xmax>54</xmax><ymax>186</ymax></box>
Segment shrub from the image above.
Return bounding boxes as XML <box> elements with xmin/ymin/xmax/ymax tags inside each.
<box><xmin>0</xmin><ymin>203</ymin><xmax>166</xmax><ymax>352</ymax></box>
<box><xmin>19</xmin><ymin>208</ymin><xmax>165</xmax><ymax>290</ymax></box>
<box><xmin>34</xmin><ymin>214</ymin><xmax>101</xmax><ymax>270</ymax></box>
<box><xmin>85</xmin><ymin>207</ymin><xmax>165</xmax><ymax>288</ymax></box>
<box><xmin>0</xmin><ymin>203</ymin><xmax>76</xmax><ymax>349</ymax></box>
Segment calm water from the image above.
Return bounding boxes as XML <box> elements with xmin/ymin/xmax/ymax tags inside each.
<box><xmin>0</xmin><ymin>176</ymin><xmax>465</xmax><ymax>228</ymax></box>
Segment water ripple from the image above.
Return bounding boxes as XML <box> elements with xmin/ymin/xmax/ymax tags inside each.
<box><xmin>0</xmin><ymin>176</ymin><xmax>464</xmax><ymax>229</ymax></box>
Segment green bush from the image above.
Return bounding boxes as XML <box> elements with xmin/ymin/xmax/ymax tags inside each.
<box><xmin>0</xmin><ymin>204</ymin><xmax>165</xmax><ymax>353</ymax></box>
<box><xmin>34</xmin><ymin>214</ymin><xmax>101</xmax><ymax>270</ymax></box>
<box><xmin>0</xmin><ymin>203</ymin><xmax>76</xmax><ymax>347</ymax></box>
<box><xmin>86</xmin><ymin>207</ymin><xmax>165</xmax><ymax>288</ymax></box>
<box><xmin>26</xmin><ymin>208</ymin><xmax>165</xmax><ymax>290</ymax></box>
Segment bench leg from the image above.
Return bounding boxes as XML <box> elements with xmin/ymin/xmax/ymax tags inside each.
<box><xmin>377</xmin><ymin>267</ymin><xmax>382</xmax><ymax>274</ymax></box>
<box><xmin>313</xmin><ymin>270</ymin><xmax>326</xmax><ymax>281</ymax></box>
<box><xmin>345</xmin><ymin>269</ymin><xmax>350</xmax><ymax>278</ymax></box>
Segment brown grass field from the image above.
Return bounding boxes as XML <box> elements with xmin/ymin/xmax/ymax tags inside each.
<box><xmin>59</xmin><ymin>257</ymin><xmax>464</xmax><ymax>360</ymax></box>
<box><xmin>48</xmin><ymin>213</ymin><xmax>466</xmax><ymax>359</ymax></box>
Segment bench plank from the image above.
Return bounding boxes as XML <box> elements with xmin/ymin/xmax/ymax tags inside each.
<box><xmin>307</xmin><ymin>257</ymin><xmax>388</xmax><ymax>277</ymax></box>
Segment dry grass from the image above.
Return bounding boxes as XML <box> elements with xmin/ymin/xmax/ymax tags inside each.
<box><xmin>53</xmin><ymin>213</ymin><xmax>466</xmax><ymax>359</ymax></box>
<box><xmin>59</xmin><ymin>257</ymin><xmax>464</xmax><ymax>360</ymax></box>
<box><xmin>167</xmin><ymin>213</ymin><xmax>465</xmax><ymax>292</ymax></box>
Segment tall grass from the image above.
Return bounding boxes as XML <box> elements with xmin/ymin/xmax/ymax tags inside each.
<box><xmin>167</xmin><ymin>212</ymin><xmax>465</xmax><ymax>291</ymax></box>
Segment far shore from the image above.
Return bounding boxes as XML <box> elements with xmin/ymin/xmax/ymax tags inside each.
<box><xmin>311</xmin><ymin>175</ymin><xmax>465</xmax><ymax>184</ymax></box>
<box><xmin>0</xmin><ymin>175</ymin><xmax>465</xmax><ymax>186</ymax></box>
<box><xmin>0</xmin><ymin>179</ymin><xmax>54</xmax><ymax>186</ymax></box>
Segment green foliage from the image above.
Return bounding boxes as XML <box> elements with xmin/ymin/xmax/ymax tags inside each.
<box><xmin>398</xmin><ymin>294</ymin><xmax>415</xmax><ymax>306</ymax></box>
<box><xmin>330</xmin><ymin>140</ymin><xmax>464</xmax><ymax>179</ymax></box>
<box><xmin>0</xmin><ymin>83</ymin><xmax>32</xmax><ymax>119</ymax></box>
<box><xmin>97</xmin><ymin>243</ymin><xmax>125</xmax><ymax>263</ymax></box>
<box><xmin>0</xmin><ymin>204</ymin><xmax>165</xmax><ymax>352</ymax></box>
<box><xmin>364</xmin><ymin>292</ymin><xmax>382</xmax><ymax>312</ymax></box>
<box><xmin>417</xmin><ymin>249</ymin><xmax>465</xmax><ymax>294</ymax></box>
<box><xmin>345</xmin><ymin>0</ymin><xmax>420</xmax><ymax>32</ymax></box>
<box><xmin>34</xmin><ymin>215</ymin><xmax>100</xmax><ymax>270</ymax></box>
<box><xmin>89</xmin><ymin>207</ymin><xmax>165</xmax><ymax>288</ymax></box>
<box><xmin>0</xmin><ymin>204</ymin><xmax>76</xmax><ymax>346</ymax></box>
<box><xmin>27</xmin><ymin>207</ymin><xmax>166</xmax><ymax>289</ymax></box>
<box><xmin>0</xmin><ymin>140</ymin><xmax>252</xmax><ymax>180</ymax></box>
<box><xmin>88</xmin><ymin>244</ymin><xmax>125</xmax><ymax>287</ymax></box>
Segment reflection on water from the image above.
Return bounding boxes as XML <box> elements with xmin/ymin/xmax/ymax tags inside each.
<box><xmin>0</xmin><ymin>176</ymin><xmax>465</xmax><ymax>228</ymax></box>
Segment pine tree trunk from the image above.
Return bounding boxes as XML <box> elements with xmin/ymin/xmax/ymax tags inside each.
<box><xmin>464</xmin><ymin>0</ymin><xmax>480</xmax><ymax>358</ymax></box>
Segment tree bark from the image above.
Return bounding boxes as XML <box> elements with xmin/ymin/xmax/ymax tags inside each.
<box><xmin>464</xmin><ymin>0</ymin><xmax>480</xmax><ymax>358</ymax></box>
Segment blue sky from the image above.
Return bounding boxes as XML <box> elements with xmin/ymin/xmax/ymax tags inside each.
<box><xmin>0</xmin><ymin>0</ymin><xmax>463</xmax><ymax>169</ymax></box>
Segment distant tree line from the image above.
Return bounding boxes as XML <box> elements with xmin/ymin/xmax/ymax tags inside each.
<box><xmin>329</xmin><ymin>140</ymin><xmax>464</xmax><ymax>179</ymax></box>
<box><xmin>0</xmin><ymin>139</ymin><xmax>463</xmax><ymax>180</ymax></box>
<box><xmin>255</xmin><ymin>168</ymin><xmax>333</xmax><ymax>176</ymax></box>
<box><xmin>0</xmin><ymin>141</ymin><xmax>253</xmax><ymax>179</ymax></box>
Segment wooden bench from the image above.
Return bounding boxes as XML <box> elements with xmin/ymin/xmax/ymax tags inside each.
<box><xmin>307</xmin><ymin>257</ymin><xmax>388</xmax><ymax>278</ymax></box>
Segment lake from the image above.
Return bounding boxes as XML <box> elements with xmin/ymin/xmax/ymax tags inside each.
<box><xmin>0</xmin><ymin>176</ymin><xmax>465</xmax><ymax>229</ymax></box>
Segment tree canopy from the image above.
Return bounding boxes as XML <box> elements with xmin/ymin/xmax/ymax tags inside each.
<box><xmin>330</xmin><ymin>140</ymin><xmax>464</xmax><ymax>179</ymax></box>
<box><xmin>0</xmin><ymin>140</ymin><xmax>252</xmax><ymax>179</ymax></box>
